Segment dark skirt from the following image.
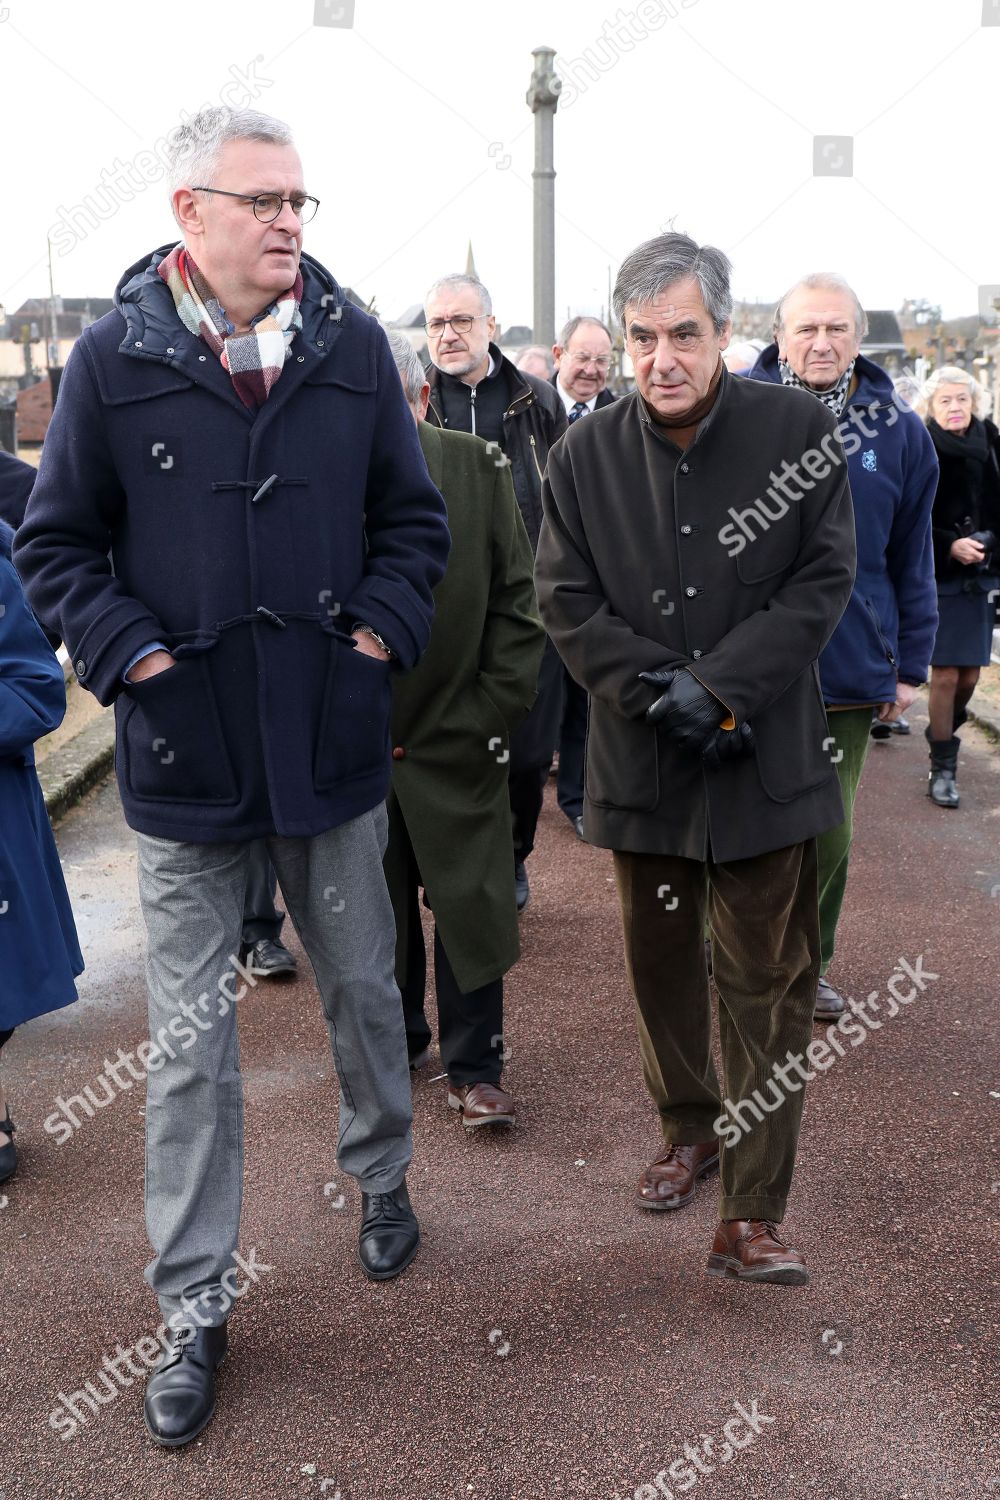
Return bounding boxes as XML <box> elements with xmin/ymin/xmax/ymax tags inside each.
<box><xmin>931</xmin><ymin>582</ymin><xmax>998</xmax><ymax>667</ymax></box>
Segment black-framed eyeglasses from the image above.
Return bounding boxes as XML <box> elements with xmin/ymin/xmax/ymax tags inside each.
<box><xmin>192</xmin><ymin>187</ymin><xmax>320</xmax><ymax>224</ymax></box>
<box><xmin>423</xmin><ymin>314</ymin><xmax>489</xmax><ymax>338</ymax></box>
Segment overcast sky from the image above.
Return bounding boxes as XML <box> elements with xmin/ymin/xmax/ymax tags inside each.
<box><xmin>1</xmin><ymin>0</ymin><xmax>995</xmax><ymax>328</ymax></box>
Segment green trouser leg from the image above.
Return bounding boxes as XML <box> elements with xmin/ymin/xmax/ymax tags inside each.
<box><xmin>613</xmin><ymin>840</ymin><xmax>819</xmax><ymax>1223</ymax></box>
<box><xmin>816</xmin><ymin>707</ymin><xmax>874</xmax><ymax>976</ymax></box>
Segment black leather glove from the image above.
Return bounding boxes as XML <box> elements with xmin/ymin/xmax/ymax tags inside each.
<box><xmin>639</xmin><ymin>667</ymin><xmax>724</xmax><ymax>753</ymax></box>
<box><xmin>702</xmin><ymin>721</ymin><xmax>755</xmax><ymax>771</ymax></box>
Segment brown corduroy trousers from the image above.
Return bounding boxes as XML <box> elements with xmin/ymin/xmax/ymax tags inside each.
<box><xmin>612</xmin><ymin>839</ymin><xmax>819</xmax><ymax>1222</ymax></box>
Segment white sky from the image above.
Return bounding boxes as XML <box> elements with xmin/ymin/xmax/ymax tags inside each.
<box><xmin>1</xmin><ymin>0</ymin><xmax>995</xmax><ymax>327</ymax></box>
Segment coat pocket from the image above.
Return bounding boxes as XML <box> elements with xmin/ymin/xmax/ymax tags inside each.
<box><xmin>314</xmin><ymin>636</ymin><xmax>392</xmax><ymax>791</ymax></box>
<box><xmin>584</xmin><ymin>703</ymin><xmax>660</xmax><ymax>812</ymax></box>
<box><xmin>753</xmin><ymin>668</ymin><xmax>835</xmax><ymax>804</ymax></box>
<box><xmin>120</xmin><ymin>656</ymin><xmax>238</xmax><ymax>804</ymax></box>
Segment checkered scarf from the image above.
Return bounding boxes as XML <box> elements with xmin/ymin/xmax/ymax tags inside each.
<box><xmin>158</xmin><ymin>244</ymin><xmax>302</xmax><ymax>410</ymax></box>
<box><xmin>778</xmin><ymin>357</ymin><xmax>855</xmax><ymax>418</ymax></box>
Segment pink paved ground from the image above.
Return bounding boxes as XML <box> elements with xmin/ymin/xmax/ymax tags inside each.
<box><xmin>1</xmin><ymin>699</ymin><xmax>997</xmax><ymax>1500</ymax></box>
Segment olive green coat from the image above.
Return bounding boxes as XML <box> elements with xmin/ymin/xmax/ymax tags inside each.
<box><xmin>384</xmin><ymin>422</ymin><xmax>544</xmax><ymax>993</ymax></box>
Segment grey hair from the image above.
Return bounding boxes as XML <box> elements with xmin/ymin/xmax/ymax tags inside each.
<box><xmin>557</xmin><ymin>315</ymin><xmax>613</xmax><ymax>348</ymax></box>
<box><xmin>516</xmin><ymin>345</ymin><xmax>556</xmax><ymax>376</ymax></box>
<box><xmin>386</xmin><ymin>330</ymin><xmax>427</xmax><ymax>408</ymax></box>
<box><xmin>424</xmin><ymin>274</ymin><xmax>492</xmax><ymax>316</ymax></box>
<box><xmin>924</xmin><ymin>363</ymin><xmax>986</xmax><ymax>419</ymax></box>
<box><xmin>165</xmin><ymin>107</ymin><xmax>296</xmax><ymax>201</ymax></box>
<box><xmin>772</xmin><ymin>273</ymin><xmax>868</xmax><ymax>342</ymax></box>
<box><xmin>612</xmin><ymin>232</ymin><xmax>732</xmax><ymax>334</ymax></box>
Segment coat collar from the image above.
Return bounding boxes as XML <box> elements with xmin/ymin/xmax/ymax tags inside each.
<box><xmin>111</xmin><ymin>244</ymin><xmax>352</xmax><ymax>422</ymax></box>
<box><xmin>417</xmin><ymin>419</ymin><xmax>443</xmax><ymax>492</ymax></box>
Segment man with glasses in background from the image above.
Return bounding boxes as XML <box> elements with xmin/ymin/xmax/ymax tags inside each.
<box><xmin>423</xmin><ymin>275</ymin><xmax>565</xmax><ymax>916</ymax></box>
<box><xmin>550</xmin><ymin>317</ymin><xmax>617</xmax><ymax>839</ymax></box>
<box><xmin>17</xmin><ymin>107</ymin><xmax>449</xmax><ymax>1447</ymax></box>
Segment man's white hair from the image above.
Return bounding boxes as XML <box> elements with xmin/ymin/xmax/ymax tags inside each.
<box><xmin>164</xmin><ymin>107</ymin><xmax>296</xmax><ymax>204</ymax></box>
<box><xmin>773</xmin><ymin>273</ymin><xmax>868</xmax><ymax>343</ymax></box>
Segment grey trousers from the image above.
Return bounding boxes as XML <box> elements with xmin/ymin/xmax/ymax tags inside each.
<box><xmin>136</xmin><ymin>805</ymin><xmax>412</xmax><ymax>1326</ymax></box>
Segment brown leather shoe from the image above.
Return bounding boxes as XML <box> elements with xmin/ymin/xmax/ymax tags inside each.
<box><xmin>635</xmin><ymin>1140</ymin><xmax>719</xmax><ymax>1211</ymax></box>
<box><xmin>706</xmin><ymin>1219</ymin><xmax>809</xmax><ymax>1285</ymax></box>
<box><xmin>447</xmin><ymin>1081</ymin><xmax>516</xmax><ymax>1129</ymax></box>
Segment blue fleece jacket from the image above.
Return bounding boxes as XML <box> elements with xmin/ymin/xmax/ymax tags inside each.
<box><xmin>747</xmin><ymin>347</ymin><xmax>938</xmax><ymax>705</ymax></box>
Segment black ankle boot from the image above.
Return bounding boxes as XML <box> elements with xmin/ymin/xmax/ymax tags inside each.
<box><xmin>926</xmin><ymin>730</ymin><xmax>960</xmax><ymax>808</ymax></box>
<box><xmin>0</xmin><ymin>1109</ymin><xmax>16</xmax><ymax>1183</ymax></box>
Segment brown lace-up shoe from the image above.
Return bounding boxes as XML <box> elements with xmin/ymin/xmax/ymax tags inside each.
<box><xmin>635</xmin><ymin>1140</ymin><xmax>720</xmax><ymax>1211</ymax></box>
<box><xmin>706</xmin><ymin>1219</ymin><xmax>809</xmax><ymax>1285</ymax></box>
<box><xmin>447</xmin><ymin>1081</ymin><xmax>516</xmax><ymax>1129</ymax></box>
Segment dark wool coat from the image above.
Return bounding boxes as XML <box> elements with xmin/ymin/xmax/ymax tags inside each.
<box><xmin>384</xmin><ymin>423</ymin><xmax>544</xmax><ymax>993</ymax></box>
<box><xmin>0</xmin><ymin>450</ymin><xmax>36</xmax><ymax>531</ymax></box>
<box><xmin>14</xmin><ymin>246</ymin><xmax>451</xmax><ymax>842</ymax></box>
<box><xmin>535</xmin><ymin>370</ymin><xmax>857</xmax><ymax>863</ymax></box>
<box><xmin>0</xmin><ymin>521</ymin><xmax>84</xmax><ymax>1028</ymax></box>
<box><xmin>926</xmin><ymin>416</ymin><xmax>1000</xmax><ymax>583</ymax></box>
<box><xmin>748</xmin><ymin>348</ymin><xmax>939</xmax><ymax>700</ymax></box>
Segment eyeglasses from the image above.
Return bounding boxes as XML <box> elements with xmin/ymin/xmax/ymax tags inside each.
<box><xmin>567</xmin><ymin>353</ymin><xmax>612</xmax><ymax>370</ymax></box>
<box><xmin>423</xmin><ymin>314</ymin><xmax>489</xmax><ymax>338</ymax></box>
<box><xmin>192</xmin><ymin>187</ymin><xmax>320</xmax><ymax>224</ymax></box>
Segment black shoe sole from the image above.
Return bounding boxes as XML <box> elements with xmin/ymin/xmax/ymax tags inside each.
<box><xmin>356</xmin><ymin>1235</ymin><xmax>420</xmax><ymax>1282</ymax></box>
<box><xmin>635</xmin><ymin>1153</ymin><xmax>719</xmax><ymax>1212</ymax></box>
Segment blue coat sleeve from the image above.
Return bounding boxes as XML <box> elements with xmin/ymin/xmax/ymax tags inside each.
<box><xmin>13</xmin><ymin>337</ymin><xmax>169</xmax><ymax>706</ymax></box>
<box><xmin>0</xmin><ymin>449</ymin><xmax>37</xmax><ymax>531</ymax></box>
<box><xmin>0</xmin><ymin>554</ymin><xmax>66</xmax><ymax>760</ymax></box>
<box><xmin>886</xmin><ymin>415</ymin><xmax>939</xmax><ymax>684</ymax></box>
<box><xmin>341</xmin><ymin>324</ymin><xmax>451</xmax><ymax>670</ymax></box>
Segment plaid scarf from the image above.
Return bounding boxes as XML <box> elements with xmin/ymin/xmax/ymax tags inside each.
<box><xmin>158</xmin><ymin>244</ymin><xmax>302</xmax><ymax>410</ymax></box>
<box><xmin>778</xmin><ymin>357</ymin><xmax>855</xmax><ymax>418</ymax></box>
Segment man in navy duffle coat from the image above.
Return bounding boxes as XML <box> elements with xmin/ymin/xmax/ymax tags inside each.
<box><xmin>16</xmin><ymin>107</ymin><xmax>450</xmax><ymax>1448</ymax></box>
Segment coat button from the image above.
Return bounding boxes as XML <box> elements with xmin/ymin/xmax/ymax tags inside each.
<box><xmin>296</xmin><ymin>355</ymin><xmax>305</xmax><ymax>363</ymax></box>
<box><xmin>198</xmin><ymin>354</ymin><xmax>207</xmax><ymax>361</ymax></box>
<box><xmin>166</xmin><ymin>347</ymin><xmax>175</xmax><ymax>355</ymax></box>
<box><xmin>680</xmin><ymin>524</ymin><xmax>692</xmax><ymax>535</ymax></box>
<box><xmin>75</xmin><ymin>659</ymin><xmax>86</xmax><ymax>675</ymax></box>
<box><xmin>692</xmin><ymin>649</ymin><xmax>704</xmax><ymax>659</ymax></box>
<box><xmin>317</xmin><ymin>340</ymin><xmax>325</xmax><ymax>347</ymax></box>
<box><xmin>680</xmin><ymin>462</ymin><xmax>690</xmax><ymax>473</ymax></box>
<box><xmin>685</xmin><ymin>586</ymin><xmax>698</xmax><ymax>598</ymax></box>
<box><xmin>134</xmin><ymin>341</ymin><xmax>142</xmax><ymax>349</ymax></box>
<box><xmin>392</xmin><ymin>747</ymin><xmax>405</xmax><ymax>761</ymax></box>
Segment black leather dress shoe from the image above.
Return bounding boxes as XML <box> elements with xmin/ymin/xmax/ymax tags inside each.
<box><xmin>143</xmin><ymin>1322</ymin><xmax>228</xmax><ymax>1448</ymax></box>
<box><xmin>815</xmin><ymin>975</ymin><xmax>847</xmax><ymax>1020</ymax></box>
<box><xmin>572</xmin><ymin>815</ymin><xmax>585</xmax><ymax>841</ymax></box>
<box><xmin>0</xmin><ymin>1109</ymin><xmax>16</xmax><ymax>1183</ymax></box>
<box><xmin>357</xmin><ymin>1179</ymin><xmax>419</xmax><ymax>1281</ymax></box>
<box><xmin>514</xmin><ymin>861</ymin><xmax>530</xmax><ymax>913</ymax></box>
<box><xmin>242</xmin><ymin>938</ymin><xmax>297</xmax><ymax>978</ymax></box>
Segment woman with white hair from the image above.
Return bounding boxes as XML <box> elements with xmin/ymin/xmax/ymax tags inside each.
<box><xmin>923</xmin><ymin>365</ymin><xmax>1000</xmax><ymax>807</ymax></box>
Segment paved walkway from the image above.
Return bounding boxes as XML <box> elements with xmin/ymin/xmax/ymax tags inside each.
<box><xmin>2</xmin><ymin>700</ymin><xmax>997</xmax><ymax>1499</ymax></box>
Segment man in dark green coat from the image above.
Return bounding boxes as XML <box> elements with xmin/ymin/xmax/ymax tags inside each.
<box><xmin>384</xmin><ymin>333</ymin><xmax>544</xmax><ymax>1130</ymax></box>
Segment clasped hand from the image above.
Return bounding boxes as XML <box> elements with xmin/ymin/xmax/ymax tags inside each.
<box><xmin>639</xmin><ymin>666</ymin><xmax>754</xmax><ymax>769</ymax></box>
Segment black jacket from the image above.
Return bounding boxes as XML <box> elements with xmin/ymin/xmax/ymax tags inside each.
<box><xmin>535</xmin><ymin>371</ymin><xmax>857</xmax><ymax>863</ymax></box>
<box><xmin>926</xmin><ymin>416</ymin><xmax>1000</xmax><ymax>583</ymax></box>
<box><xmin>425</xmin><ymin>344</ymin><xmax>566</xmax><ymax>551</ymax></box>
